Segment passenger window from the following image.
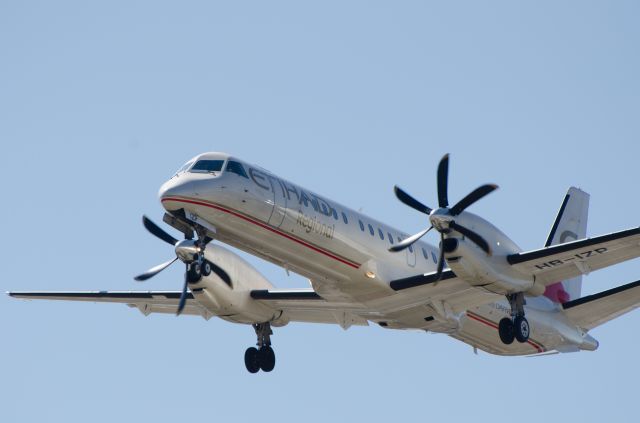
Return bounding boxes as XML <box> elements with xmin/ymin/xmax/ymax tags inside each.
<box><xmin>226</xmin><ymin>161</ymin><xmax>249</xmax><ymax>178</ymax></box>
<box><xmin>378</xmin><ymin>228</ymin><xmax>384</xmax><ymax>240</ymax></box>
<box><xmin>342</xmin><ymin>212</ymin><xmax>348</xmax><ymax>224</ymax></box>
<box><xmin>368</xmin><ymin>224</ymin><xmax>375</xmax><ymax>236</ymax></box>
<box><xmin>359</xmin><ymin>220</ymin><xmax>365</xmax><ymax>231</ymax></box>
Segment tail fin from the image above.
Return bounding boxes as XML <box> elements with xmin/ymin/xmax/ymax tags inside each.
<box><xmin>543</xmin><ymin>187</ymin><xmax>590</xmax><ymax>303</ymax></box>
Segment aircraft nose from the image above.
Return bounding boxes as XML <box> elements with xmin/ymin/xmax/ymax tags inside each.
<box><xmin>159</xmin><ymin>173</ymin><xmax>223</xmax><ymax>212</ymax></box>
<box><xmin>159</xmin><ymin>178</ymin><xmax>191</xmax><ymax>199</ymax></box>
<box><xmin>158</xmin><ymin>177</ymin><xmax>196</xmax><ymax>211</ymax></box>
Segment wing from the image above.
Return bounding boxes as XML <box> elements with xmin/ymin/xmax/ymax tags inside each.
<box><xmin>562</xmin><ymin>280</ymin><xmax>640</xmax><ymax>330</ymax></box>
<box><xmin>388</xmin><ymin>269</ymin><xmax>501</xmax><ymax>313</ymax></box>
<box><xmin>250</xmin><ymin>289</ymin><xmax>369</xmax><ymax>329</ymax></box>
<box><xmin>7</xmin><ymin>291</ymin><xmax>214</xmax><ymax>319</ymax></box>
<box><xmin>508</xmin><ymin>227</ymin><xmax>640</xmax><ymax>285</ymax></box>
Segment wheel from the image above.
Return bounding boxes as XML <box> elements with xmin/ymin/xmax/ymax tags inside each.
<box><xmin>186</xmin><ymin>263</ymin><xmax>202</xmax><ymax>283</ymax></box>
<box><xmin>258</xmin><ymin>346</ymin><xmax>276</xmax><ymax>372</ymax></box>
<box><xmin>514</xmin><ymin>316</ymin><xmax>530</xmax><ymax>343</ymax></box>
<box><xmin>201</xmin><ymin>261</ymin><xmax>212</xmax><ymax>277</ymax></box>
<box><xmin>244</xmin><ymin>347</ymin><xmax>260</xmax><ymax>373</ymax></box>
<box><xmin>498</xmin><ymin>317</ymin><xmax>515</xmax><ymax>345</ymax></box>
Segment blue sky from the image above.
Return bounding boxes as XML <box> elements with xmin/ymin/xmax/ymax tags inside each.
<box><xmin>2</xmin><ymin>1</ymin><xmax>639</xmax><ymax>422</ymax></box>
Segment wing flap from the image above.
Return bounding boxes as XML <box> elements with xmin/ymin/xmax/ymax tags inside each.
<box><xmin>8</xmin><ymin>291</ymin><xmax>211</xmax><ymax>319</ymax></box>
<box><xmin>388</xmin><ymin>270</ymin><xmax>501</xmax><ymax>314</ymax></box>
<box><xmin>507</xmin><ymin>227</ymin><xmax>640</xmax><ymax>284</ymax></box>
<box><xmin>562</xmin><ymin>280</ymin><xmax>640</xmax><ymax>330</ymax></box>
<box><xmin>250</xmin><ymin>289</ymin><xmax>369</xmax><ymax>328</ymax></box>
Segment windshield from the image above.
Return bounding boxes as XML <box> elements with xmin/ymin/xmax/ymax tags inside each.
<box><xmin>190</xmin><ymin>159</ymin><xmax>225</xmax><ymax>174</ymax></box>
<box><xmin>174</xmin><ymin>160</ymin><xmax>194</xmax><ymax>176</ymax></box>
<box><xmin>226</xmin><ymin>160</ymin><xmax>248</xmax><ymax>178</ymax></box>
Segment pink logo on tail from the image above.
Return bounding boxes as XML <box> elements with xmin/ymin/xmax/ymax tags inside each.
<box><xmin>544</xmin><ymin>282</ymin><xmax>570</xmax><ymax>304</ymax></box>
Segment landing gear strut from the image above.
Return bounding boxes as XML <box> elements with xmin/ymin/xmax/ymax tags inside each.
<box><xmin>244</xmin><ymin>322</ymin><xmax>276</xmax><ymax>373</ymax></box>
<box><xmin>498</xmin><ymin>293</ymin><xmax>530</xmax><ymax>344</ymax></box>
<box><xmin>185</xmin><ymin>239</ymin><xmax>212</xmax><ymax>283</ymax></box>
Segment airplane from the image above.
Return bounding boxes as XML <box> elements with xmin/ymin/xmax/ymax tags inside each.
<box><xmin>9</xmin><ymin>153</ymin><xmax>640</xmax><ymax>373</ymax></box>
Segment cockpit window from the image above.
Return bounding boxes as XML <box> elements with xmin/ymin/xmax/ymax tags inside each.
<box><xmin>226</xmin><ymin>161</ymin><xmax>248</xmax><ymax>178</ymax></box>
<box><xmin>175</xmin><ymin>160</ymin><xmax>194</xmax><ymax>175</ymax></box>
<box><xmin>190</xmin><ymin>159</ymin><xmax>225</xmax><ymax>174</ymax></box>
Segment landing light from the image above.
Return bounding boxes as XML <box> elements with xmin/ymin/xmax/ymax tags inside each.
<box><xmin>365</xmin><ymin>271</ymin><xmax>376</xmax><ymax>279</ymax></box>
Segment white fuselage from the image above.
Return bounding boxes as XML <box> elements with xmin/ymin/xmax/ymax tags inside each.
<box><xmin>158</xmin><ymin>153</ymin><xmax>597</xmax><ymax>356</ymax></box>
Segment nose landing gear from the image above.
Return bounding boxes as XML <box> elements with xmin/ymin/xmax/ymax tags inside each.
<box><xmin>498</xmin><ymin>293</ymin><xmax>530</xmax><ymax>345</ymax></box>
<box><xmin>186</xmin><ymin>258</ymin><xmax>212</xmax><ymax>283</ymax></box>
<box><xmin>244</xmin><ymin>322</ymin><xmax>276</xmax><ymax>373</ymax></box>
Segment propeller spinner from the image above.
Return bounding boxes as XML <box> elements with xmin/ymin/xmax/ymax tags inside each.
<box><xmin>134</xmin><ymin>215</ymin><xmax>231</xmax><ymax>315</ymax></box>
<box><xmin>390</xmin><ymin>154</ymin><xmax>497</xmax><ymax>280</ymax></box>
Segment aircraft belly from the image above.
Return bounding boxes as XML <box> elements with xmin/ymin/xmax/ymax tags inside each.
<box><xmin>454</xmin><ymin>306</ymin><xmax>558</xmax><ymax>355</ymax></box>
<box><xmin>377</xmin><ymin>301</ymin><xmax>556</xmax><ymax>355</ymax></box>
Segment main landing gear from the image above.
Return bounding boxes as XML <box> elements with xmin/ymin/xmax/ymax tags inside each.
<box><xmin>244</xmin><ymin>322</ymin><xmax>276</xmax><ymax>374</ymax></box>
<box><xmin>498</xmin><ymin>293</ymin><xmax>530</xmax><ymax>345</ymax></box>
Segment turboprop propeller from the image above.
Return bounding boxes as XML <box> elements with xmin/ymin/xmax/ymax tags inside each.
<box><xmin>134</xmin><ymin>215</ymin><xmax>231</xmax><ymax>315</ymax></box>
<box><xmin>390</xmin><ymin>154</ymin><xmax>497</xmax><ymax>280</ymax></box>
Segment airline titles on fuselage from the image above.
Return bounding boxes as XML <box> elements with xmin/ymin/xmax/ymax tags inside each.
<box><xmin>296</xmin><ymin>211</ymin><xmax>335</xmax><ymax>239</ymax></box>
<box><xmin>248</xmin><ymin>166</ymin><xmax>340</xmax><ymax>220</ymax></box>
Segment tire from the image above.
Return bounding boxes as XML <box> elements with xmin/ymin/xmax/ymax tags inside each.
<box><xmin>498</xmin><ymin>318</ymin><xmax>515</xmax><ymax>345</ymax></box>
<box><xmin>244</xmin><ymin>347</ymin><xmax>260</xmax><ymax>374</ymax></box>
<box><xmin>186</xmin><ymin>263</ymin><xmax>202</xmax><ymax>283</ymax></box>
<box><xmin>514</xmin><ymin>316</ymin><xmax>530</xmax><ymax>343</ymax></box>
<box><xmin>201</xmin><ymin>261</ymin><xmax>212</xmax><ymax>277</ymax></box>
<box><xmin>258</xmin><ymin>346</ymin><xmax>276</xmax><ymax>372</ymax></box>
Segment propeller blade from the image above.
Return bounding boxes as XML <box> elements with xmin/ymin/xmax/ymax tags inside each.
<box><xmin>449</xmin><ymin>221</ymin><xmax>492</xmax><ymax>255</ymax></box>
<box><xmin>449</xmin><ymin>184</ymin><xmax>498</xmax><ymax>216</ymax></box>
<box><xmin>435</xmin><ymin>233</ymin><xmax>446</xmax><ymax>280</ymax></box>
<box><xmin>209</xmin><ymin>261</ymin><xmax>233</xmax><ymax>287</ymax></box>
<box><xmin>437</xmin><ymin>154</ymin><xmax>449</xmax><ymax>208</ymax></box>
<box><xmin>142</xmin><ymin>215</ymin><xmax>178</xmax><ymax>246</ymax></box>
<box><xmin>177</xmin><ymin>270</ymin><xmax>190</xmax><ymax>316</ymax></box>
<box><xmin>389</xmin><ymin>227</ymin><xmax>433</xmax><ymax>252</ymax></box>
<box><xmin>134</xmin><ymin>257</ymin><xmax>178</xmax><ymax>281</ymax></box>
<box><xmin>394</xmin><ymin>186</ymin><xmax>432</xmax><ymax>215</ymax></box>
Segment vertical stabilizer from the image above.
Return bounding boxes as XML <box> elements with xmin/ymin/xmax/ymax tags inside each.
<box><xmin>543</xmin><ymin>187</ymin><xmax>589</xmax><ymax>303</ymax></box>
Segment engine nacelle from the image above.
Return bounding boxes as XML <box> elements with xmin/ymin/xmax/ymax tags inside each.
<box><xmin>443</xmin><ymin>212</ymin><xmax>536</xmax><ymax>295</ymax></box>
<box><xmin>190</xmin><ymin>244</ymin><xmax>283</xmax><ymax>325</ymax></box>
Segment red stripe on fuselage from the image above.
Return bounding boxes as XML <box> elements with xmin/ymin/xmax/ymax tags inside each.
<box><xmin>161</xmin><ymin>196</ymin><xmax>361</xmax><ymax>269</ymax></box>
<box><xmin>466</xmin><ymin>311</ymin><xmax>545</xmax><ymax>353</ymax></box>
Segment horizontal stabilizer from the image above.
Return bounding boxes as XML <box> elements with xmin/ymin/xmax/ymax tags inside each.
<box><xmin>562</xmin><ymin>280</ymin><xmax>640</xmax><ymax>330</ymax></box>
<box><xmin>508</xmin><ymin>227</ymin><xmax>640</xmax><ymax>285</ymax></box>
